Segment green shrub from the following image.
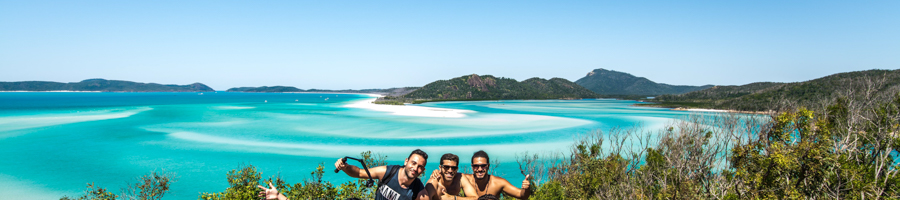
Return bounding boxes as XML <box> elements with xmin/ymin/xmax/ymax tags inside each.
<box><xmin>199</xmin><ymin>151</ymin><xmax>386</xmax><ymax>200</ymax></box>
<box><xmin>62</xmin><ymin>172</ymin><xmax>174</xmax><ymax>200</ymax></box>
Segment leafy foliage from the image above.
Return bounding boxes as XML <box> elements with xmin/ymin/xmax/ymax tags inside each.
<box><xmin>120</xmin><ymin>172</ymin><xmax>174</xmax><ymax>200</ymax></box>
<box><xmin>61</xmin><ymin>172</ymin><xmax>175</xmax><ymax>200</ymax></box>
<box><xmin>199</xmin><ymin>151</ymin><xmax>387</xmax><ymax>200</ymax></box>
<box><xmin>520</xmin><ymin>91</ymin><xmax>900</xmax><ymax>199</ymax></box>
<box><xmin>60</xmin><ymin>183</ymin><xmax>119</xmax><ymax>200</ymax></box>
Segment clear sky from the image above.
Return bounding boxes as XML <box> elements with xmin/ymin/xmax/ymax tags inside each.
<box><xmin>1</xmin><ymin>1</ymin><xmax>898</xmax><ymax>90</ymax></box>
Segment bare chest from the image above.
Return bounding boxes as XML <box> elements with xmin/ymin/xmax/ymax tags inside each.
<box><xmin>470</xmin><ymin>180</ymin><xmax>503</xmax><ymax>197</ymax></box>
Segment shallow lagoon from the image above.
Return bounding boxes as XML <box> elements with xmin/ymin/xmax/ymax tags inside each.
<box><xmin>0</xmin><ymin>92</ymin><xmax>702</xmax><ymax>199</ymax></box>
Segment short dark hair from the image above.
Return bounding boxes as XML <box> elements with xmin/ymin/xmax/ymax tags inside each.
<box><xmin>472</xmin><ymin>150</ymin><xmax>489</xmax><ymax>164</ymax></box>
<box><xmin>440</xmin><ymin>153</ymin><xmax>459</xmax><ymax>166</ymax></box>
<box><xmin>477</xmin><ymin>194</ymin><xmax>499</xmax><ymax>200</ymax></box>
<box><xmin>408</xmin><ymin>149</ymin><xmax>428</xmax><ymax>160</ymax></box>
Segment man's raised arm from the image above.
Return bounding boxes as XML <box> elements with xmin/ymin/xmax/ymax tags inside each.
<box><xmin>334</xmin><ymin>157</ymin><xmax>386</xmax><ymax>179</ymax></box>
<box><xmin>499</xmin><ymin>175</ymin><xmax>531</xmax><ymax>199</ymax></box>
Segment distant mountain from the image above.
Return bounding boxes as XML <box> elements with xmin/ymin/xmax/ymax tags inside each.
<box><xmin>0</xmin><ymin>79</ymin><xmax>214</xmax><ymax>92</ymax></box>
<box><xmin>401</xmin><ymin>74</ymin><xmax>599</xmax><ymax>101</ymax></box>
<box><xmin>226</xmin><ymin>86</ymin><xmax>420</xmax><ymax>96</ymax></box>
<box><xmin>226</xmin><ymin>86</ymin><xmax>302</xmax><ymax>93</ymax></box>
<box><xmin>575</xmin><ymin>68</ymin><xmax>713</xmax><ymax>96</ymax></box>
<box><xmin>652</xmin><ymin>69</ymin><xmax>900</xmax><ymax>111</ymax></box>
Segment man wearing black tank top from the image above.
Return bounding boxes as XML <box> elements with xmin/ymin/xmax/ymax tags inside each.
<box><xmin>335</xmin><ymin>149</ymin><xmax>431</xmax><ymax>200</ymax></box>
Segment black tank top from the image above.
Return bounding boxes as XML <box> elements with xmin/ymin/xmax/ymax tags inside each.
<box><xmin>376</xmin><ymin>165</ymin><xmax>424</xmax><ymax>200</ymax></box>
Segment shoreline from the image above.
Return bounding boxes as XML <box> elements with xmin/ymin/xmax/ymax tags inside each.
<box><xmin>344</xmin><ymin>96</ymin><xmax>474</xmax><ymax>118</ymax></box>
<box><xmin>670</xmin><ymin>107</ymin><xmax>772</xmax><ymax>115</ymax></box>
<box><xmin>0</xmin><ymin>90</ymin><xmax>103</xmax><ymax>92</ymax></box>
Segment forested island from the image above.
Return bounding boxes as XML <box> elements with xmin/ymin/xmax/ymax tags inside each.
<box><xmin>0</xmin><ymin>79</ymin><xmax>214</xmax><ymax>92</ymax></box>
<box><xmin>574</xmin><ymin>68</ymin><xmax>714</xmax><ymax>96</ymax></box>
<box><xmin>646</xmin><ymin>69</ymin><xmax>900</xmax><ymax>111</ymax></box>
<box><xmin>374</xmin><ymin>74</ymin><xmax>600</xmax><ymax>104</ymax></box>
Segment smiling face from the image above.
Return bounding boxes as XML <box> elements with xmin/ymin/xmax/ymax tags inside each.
<box><xmin>471</xmin><ymin>157</ymin><xmax>489</xmax><ymax>180</ymax></box>
<box><xmin>440</xmin><ymin>160</ymin><xmax>459</xmax><ymax>180</ymax></box>
<box><xmin>404</xmin><ymin>154</ymin><xmax>427</xmax><ymax>180</ymax></box>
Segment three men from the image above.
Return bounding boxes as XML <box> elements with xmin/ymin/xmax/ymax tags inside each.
<box><xmin>260</xmin><ymin>149</ymin><xmax>530</xmax><ymax>200</ymax></box>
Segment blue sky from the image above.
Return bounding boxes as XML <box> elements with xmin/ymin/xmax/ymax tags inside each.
<box><xmin>1</xmin><ymin>1</ymin><xmax>898</xmax><ymax>90</ymax></box>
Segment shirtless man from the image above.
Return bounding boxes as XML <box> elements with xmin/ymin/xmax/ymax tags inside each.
<box><xmin>423</xmin><ymin>153</ymin><xmax>464</xmax><ymax>200</ymax></box>
<box><xmin>440</xmin><ymin>150</ymin><xmax>531</xmax><ymax>199</ymax></box>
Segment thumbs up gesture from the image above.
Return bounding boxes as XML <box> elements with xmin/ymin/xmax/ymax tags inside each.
<box><xmin>522</xmin><ymin>175</ymin><xmax>531</xmax><ymax>190</ymax></box>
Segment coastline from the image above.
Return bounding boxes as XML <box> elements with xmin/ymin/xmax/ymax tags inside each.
<box><xmin>0</xmin><ymin>90</ymin><xmax>102</xmax><ymax>92</ymax></box>
<box><xmin>670</xmin><ymin>107</ymin><xmax>772</xmax><ymax>115</ymax></box>
<box><xmin>344</xmin><ymin>95</ymin><xmax>475</xmax><ymax>118</ymax></box>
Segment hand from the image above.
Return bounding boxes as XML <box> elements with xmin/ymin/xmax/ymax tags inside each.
<box><xmin>430</xmin><ymin>169</ymin><xmax>442</xmax><ymax>181</ymax></box>
<box><xmin>335</xmin><ymin>158</ymin><xmax>346</xmax><ymax>172</ymax></box>
<box><xmin>440</xmin><ymin>188</ymin><xmax>456</xmax><ymax>199</ymax></box>
<box><xmin>521</xmin><ymin>175</ymin><xmax>531</xmax><ymax>190</ymax></box>
<box><xmin>257</xmin><ymin>182</ymin><xmax>279</xmax><ymax>200</ymax></box>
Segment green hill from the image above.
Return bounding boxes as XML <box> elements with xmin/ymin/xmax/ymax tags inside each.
<box><xmin>575</xmin><ymin>68</ymin><xmax>713</xmax><ymax>96</ymax></box>
<box><xmin>0</xmin><ymin>79</ymin><xmax>214</xmax><ymax>92</ymax></box>
<box><xmin>401</xmin><ymin>74</ymin><xmax>599</xmax><ymax>101</ymax></box>
<box><xmin>651</xmin><ymin>69</ymin><xmax>900</xmax><ymax>111</ymax></box>
<box><xmin>226</xmin><ymin>86</ymin><xmax>302</xmax><ymax>92</ymax></box>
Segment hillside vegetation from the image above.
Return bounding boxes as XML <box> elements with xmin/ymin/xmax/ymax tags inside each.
<box><xmin>574</xmin><ymin>68</ymin><xmax>713</xmax><ymax>96</ymax></box>
<box><xmin>0</xmin><ymin>79</ymin><xmax>214</xmax><ymax>92</ymax></box>
<box><xmin>378</xmin><ymin>74</ymin><xmax>598</xmax><ymax>104</ymax></box>
<box><xmin>226</xmin><ymin>86</ymin><xmax>303</xmax><ymax>93</ymax></box>
<box><xmin>651</xmin><ymin>69</ymin><xmax>900</xmax><ymax>111</ymax></box>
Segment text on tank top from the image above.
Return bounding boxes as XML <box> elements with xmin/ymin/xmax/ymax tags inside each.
<box><xmin>375</xmin><ymin>165</ymin><xmax>423</xmax><ymax>200</ymax></box>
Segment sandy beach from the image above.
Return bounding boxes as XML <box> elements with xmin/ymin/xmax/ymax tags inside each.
<box><xmin>344</xmin><ymin>94</ymin><xmax>475</xmax><ymax>118</ymax></box>
<box><xmin>672</xmin><ymin>107</ymin><xmax>772</xmax><ymax>115</ymax></box>
<box><xmin>678</xmin><ymin>108</ymin><xmax>728</xmax><ymax>112</ymax></box>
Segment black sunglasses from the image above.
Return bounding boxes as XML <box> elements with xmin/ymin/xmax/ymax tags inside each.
<box><xmin>441</xmin><ymin>165</ymin><xmax>458</xmax><ymax>170</ymax></box>
<box><xmin>471</xmin><ymin>164</ymin><xmax>489</xmax><ymax>169</ymax></box>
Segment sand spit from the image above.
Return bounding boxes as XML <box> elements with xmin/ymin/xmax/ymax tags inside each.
<box><xmin>344</xmin><ymin>95</ymin><xmax>474</xmax><ymax>118</ymax></box>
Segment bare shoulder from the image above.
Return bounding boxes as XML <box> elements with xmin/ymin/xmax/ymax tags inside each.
<box><xmin>454</xmin><ymin>173</ymin><xmax>466</xmax><ymax>183</ymax></box>
<box><xmin>459</xmin><ymin>174</ymin><xmax>475</xmax><ymax>186</ymax></box>
<box><xmin>490</xmin><ymin>175</ymin><xmax>513</xmax><ymax>186</ymax></box>
<box><xmin>460</xmin><ymin>173</ymin><xmax>474</xmax><ymax>180</ymax></box>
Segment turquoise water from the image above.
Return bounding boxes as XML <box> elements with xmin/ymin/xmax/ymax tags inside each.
<box><xmin>0</xmin><ymin>92</ymin><xmax>698</xmax><ymax>199</ymax></box>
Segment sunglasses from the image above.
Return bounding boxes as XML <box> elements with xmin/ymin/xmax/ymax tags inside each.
<box><xmin>471</xmin><ymin>164</ymin><xmax>489</xmax><ymax>169</ymax></box>
<box><xmin>441</xmin><ymin>165</ymin><xmax>458</xmax><ymax>171</ymax></box>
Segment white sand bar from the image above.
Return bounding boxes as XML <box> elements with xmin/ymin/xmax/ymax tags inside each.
<box><xmin>684</xmin><ymin>108</ymin><xmax>728</xmax><ymax>112</ymax></box>
<box><xmin>345</xmin><ymin>95</ymin><xmax>475</xmax><ymax>118</ymax></box>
